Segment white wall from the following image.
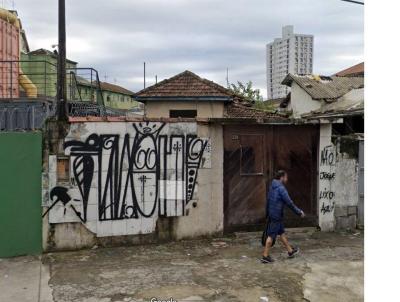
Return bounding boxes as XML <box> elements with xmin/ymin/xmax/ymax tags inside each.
<box><xmin>317</xmin><ymin>126</ymin><xmax>361</xmax><ymax>231</ymax></box>
<box><xmin>318</xmin><ymin>124</ymin><xmax>335</xmax><ymax>231</ymax></box>
<box><xmin>332</xmin><ymin>141</ymin><xmax>360</xmax><ymax>230</ymax></box>
<box><xmin>334</xmin><ymin>153</ymin><xmax>358</xmax><ymax>208</ymax></box>
<box><xmin>290</xmin><ymin>82</ymin><xmax>321</xmax><ymax>117</ymax></box>
<box><xmin>43</xmin><ymin>121</ymin><xmax>223</xmax><ymax>246</ymax></box>
<box><xmin>173</xmin><ymin>123</ymin><xmax>224</xmax><ymax>239</ymax></box>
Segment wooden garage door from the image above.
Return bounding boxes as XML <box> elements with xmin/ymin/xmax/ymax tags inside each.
<box><xmin>223</xmin><ymin>124</ymin><xmax>319</xmax><ymax>232</ymax></box>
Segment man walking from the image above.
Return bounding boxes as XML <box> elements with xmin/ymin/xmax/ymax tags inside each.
<box><xmin>261</xmin><ymin>170</ymin><xmax>305</xmax><ymax>263</ymax></box>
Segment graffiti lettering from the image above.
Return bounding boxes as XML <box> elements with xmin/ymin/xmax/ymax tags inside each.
<box><xmin>320</xmin><ymin>202</ymin><xmax>335</xmax><ymax>214</ymax></box>
<box><xmin>319</xmin><ymin>172</ymin><xmax>335</xmax><ymax>180</ymax></box>
<box><xmin>320</xmin><ymin>146</ymin><xmax>335</xmax><ymax>166</ymax></box>
<box><xmin>45</xmin><ymin>122</ymin><xmax>210</xmax><ymax>235</ymax></box>
<box><xmin>319</xmin><ymin>144</ymin><xmax>336</xmax><ymax>215</ymax></box>
<box><xmin>319</xmin><ymin>188</ymin><xmax>335</xmax><ymax>200</ymax></box>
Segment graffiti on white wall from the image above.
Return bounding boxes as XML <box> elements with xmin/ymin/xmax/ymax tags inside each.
<box><xmin>43</xmin><ymin>122</ymin><xmax>211</xmax><ymax>237</ymax></box>
<box><xmin>319</xmin><ymin>145</ymin><xmax>336</xmax><ymax>215</ymax></box>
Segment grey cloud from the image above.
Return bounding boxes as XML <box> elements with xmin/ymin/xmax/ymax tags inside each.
<box><xmin>13</xmin><ymin>0</ymin><xmax>363</xmax><ymax>97</ymax></box>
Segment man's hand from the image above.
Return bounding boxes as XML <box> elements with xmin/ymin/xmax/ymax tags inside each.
<box><xmin>300</xmin><ymin>211</ymin><xmax>306</xmax><ymax>218</ymax></box>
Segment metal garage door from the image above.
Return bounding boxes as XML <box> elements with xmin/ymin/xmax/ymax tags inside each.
<box><xmin>0</xmin><ymin>132</ymin><xmax>42</xmax><ymax>257</ymax></box>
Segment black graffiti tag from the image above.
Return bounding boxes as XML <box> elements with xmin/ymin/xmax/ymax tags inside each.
<box><xmin>42</xmin><ymin>186</ymin><xmax>84</xmax><ymax>222</ymax></box>
<box><xmin>320</xmin><ymin>172</ymin><xmax>335</xmax><ymax>180</ymax></box>
<box><xmin>45</xmin><ymin>122</ymin><xmax>208</xmax><ymax>224</ymax></box>
<box><xmin>320</xmin><ymin>202</ymin><xmax>335</xmax><ymax>214</ymax></box>
<box><xmin>319</xmin><ymin>188</ymin><xmax>335</xmax><ymax>200</ymax></box>
<box><xmin>320</xmin><ymin>146</ymin><xmax>335</xmax><ymax>166</ymax></box>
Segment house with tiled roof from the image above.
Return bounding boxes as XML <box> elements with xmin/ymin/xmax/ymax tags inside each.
<box><xmin>135</xmin><ymin>70</ymin><xmax>230</xmax><ymax>118</ymax></box>
<box><xmin>35</xmin><ymin>69</ymin><xmax>364</xmax><ymax>253</ymax></box>
<box><xmin>335</xmin><ymin>62</ymin><xmax>364</xmax><ymax>77</ymax></box>
<box><xmin>135</xmin><ymin>70</ymin><xmax>285</xmax><ymax>121</ymax></box>
<box><xmin>135</xmin><ymin>70</ymin><xmax>330</xmax><ymax>231</ymax></box>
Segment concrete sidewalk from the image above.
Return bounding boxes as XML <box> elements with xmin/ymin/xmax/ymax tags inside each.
<box><xmin>0</xmin><ymin>229</ymin><xmax>363</xmax><ymax>302</ymax></box>
<box><xmin>0</xmin><ymin>255</ymin><xmax>53</xmax><ymax>302</ymax></box>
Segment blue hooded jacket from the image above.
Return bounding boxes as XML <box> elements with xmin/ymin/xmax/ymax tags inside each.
<box><xmin>266</xmin><ymin>179</ymin><xmax>303</xmax><ymax>221</ymax></box>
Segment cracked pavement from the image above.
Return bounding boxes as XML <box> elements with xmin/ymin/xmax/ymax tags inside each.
<box><xmin>0</xmin><ymin>229</ymin><xmax>363</xmax><ymax>302</ymax></box>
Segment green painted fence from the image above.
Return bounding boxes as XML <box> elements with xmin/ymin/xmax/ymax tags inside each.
<box><xmin>0</xmin><ymin>132</ymin><xmax>42</xmax><ymax>257</ymax></box>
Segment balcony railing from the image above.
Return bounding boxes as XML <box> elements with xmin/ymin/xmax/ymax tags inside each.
<box><xmin>0</xmin><ymin>60</ymin><xmax>105</xmax><ymax>104</ymax></box>
<box><xmin>66</xmin><ymin>67</ymin><xmax>105</xmax><ymax>105</ymax></box>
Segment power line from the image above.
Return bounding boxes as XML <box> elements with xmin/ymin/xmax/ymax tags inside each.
<box><xmin>340</xmin><ymin>0</ymin><xmax>364</xmax><ymax>5</ymax></box>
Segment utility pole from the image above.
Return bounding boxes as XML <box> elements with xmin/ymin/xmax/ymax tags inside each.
<box><xmin>56</xmin><ymin>0</ymin><xmax>67</xmax><ymax>120</ymax></box>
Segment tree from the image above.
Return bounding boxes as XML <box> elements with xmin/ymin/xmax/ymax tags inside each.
<box><xmin>229</xmin><ymin>81</ymin><xmax>277</xmax><ymax>111</ymax></box>
<box><xmin>229</xmin><ymin>81</ymin><xmax>264</xmax><ymax>103</ymax></box>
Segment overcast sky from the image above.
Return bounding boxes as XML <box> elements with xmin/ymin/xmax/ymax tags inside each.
<box><xmin>9</xmin><ymin>0</ymin><xmax>363</xmax><ymax>97</ymax></box>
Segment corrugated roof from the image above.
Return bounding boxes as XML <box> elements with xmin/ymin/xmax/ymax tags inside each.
<box><xmin>302</xmin><ymin>88</ymin><xmax>364</xmax><ymax>119</ymax></box>
<box><xmin>282</xmin><ymin>74</ymin><xmax>364</xmax><ymax>101</ymax></box>
<box><xmin>335</xmin><ymin>62</ymin><xmax>364</xmax><ymax>77</ymax></box>
<box><xmin>135</xmin><ymin>70</ymin><xmax>235</xmax><ymax>101</ymax></box>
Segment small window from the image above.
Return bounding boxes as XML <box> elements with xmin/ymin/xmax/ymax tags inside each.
<box><xmin>57</xmin><ymin>156</ymin><xmax>70</xmax><ymax>183</ymax></box>
<box><xmin>169</xmin><ymin>110</ymin><xmax>197</xmax><ymax>118</ymax></box>
<box><xmin>240</xmin><ymin>135</ymin><xmax>264</xmax><ymax>176</ymax></box>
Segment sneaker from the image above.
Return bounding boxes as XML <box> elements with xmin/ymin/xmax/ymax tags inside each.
<box><xmin>288</xmin><ymin>246</ymin><xmax>300</xmax><ymax>258</ymax></box>
<box><xmin>261</xmin><ymin>255</ymin><xmax>275</xmax><ymax>263</ymax></box>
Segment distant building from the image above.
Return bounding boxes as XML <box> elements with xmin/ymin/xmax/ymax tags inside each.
<box><xmin>75</xmin><ymin>77</ymin><xmax>141</xmax><ymax>110</ymax></box>
<box><xmin>21</xmin><ymin>48</ymin><xmax>77</xmax><ymax>98</ymax></box>
<box><xmin>100</xmin><ymin>82</ymin><xmax>141</xmax><ymax>110</ymax></box>
<box><xmin>266</xmin><ymin>25</ymin><xmax>314</xmax><ymax>99</ymax></box>
<box><xmin>19</xmin><ymin>49</ymin><xmax>140</xmax><ymax>110</ymax></box>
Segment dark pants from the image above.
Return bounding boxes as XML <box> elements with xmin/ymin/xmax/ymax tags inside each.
<box><xmin>266</xmin><ymin>220</ymin><xmax>285</xmax><ymax>241</ymax></box>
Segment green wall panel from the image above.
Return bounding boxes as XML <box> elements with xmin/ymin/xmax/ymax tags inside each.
<box><xmin>0</xmin><ymin>132</ymin><xmax>42</xmax><ymax>257</ymax></box>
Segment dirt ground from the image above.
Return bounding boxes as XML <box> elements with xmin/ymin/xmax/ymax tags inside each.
<box><xmin>39</xmin><ymin>229</ymin><xmax>363</xmax><ymax>302</ymax></box>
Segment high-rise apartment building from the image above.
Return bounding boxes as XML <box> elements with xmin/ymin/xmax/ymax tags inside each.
<box><xmin>266</xmin><ymin>25</ymin><xmax>314</xmax><ymax>99</ymax></box>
